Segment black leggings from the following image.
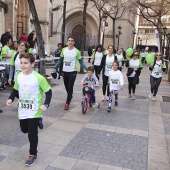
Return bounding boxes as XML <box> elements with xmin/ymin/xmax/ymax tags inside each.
<box><xmin>150</xmin><ymin>75</ymin><xmax>162</xmax><ymax>96</ymax></box>
<box><xmin>20</xmin><ymin>118</ymin><xmax>40</xmax><ymax>156</ymax></box>
<box><xmin>94</xmin><ymin>65</ymin><xmax>100</xmax><ymax>80</ymax></box>
<box><xmin>63</xmin><ymin>71</ymin><xmax>77</xmax><ymax>104</ymax></box>
<box><xmin>102</xmin><ymin>75</ymin><xmax>109</xmax><ymax>96</ymax></box>
<box><xmin>128</xmin><ymin>77</ymin><xmax>136</xmax><ymax>94</ymax></box>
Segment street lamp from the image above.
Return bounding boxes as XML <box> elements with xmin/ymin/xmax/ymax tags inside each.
<box><xmin>138</xmin><ymin>37</ymin><xmax>140</xmax><ymax>46</ymax></box>
<box><xmin>162</xmin><ymin>26</ymin><xmax>167</xmax><ymax>55</ymax></box>
<box><xmin>62</xmin><ymin>0</ymin><xmax>67</xmax><ymax>48</ymax></box>
<box><xmin>132</xmin><ymin>30</ymin><xmax>136</xmax><ymax>48</ymax></box>
<box><xmin>116</xmin><ymin>25</ymin><xmax>122</xmax><ymax>50</ymax></box>
<box><xmin>100</xmin><ymin>12</ymin><xmax>107</xmax><ymax>46</ymax></box>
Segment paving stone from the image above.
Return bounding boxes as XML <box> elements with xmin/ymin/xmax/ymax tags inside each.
<box><xmin>160</xmin><ymin>102</ymin><xmax>170</xmax><ymax>114</ymax></box>
<box><xmin>46</xmin><ymin>166</ymin><xmax>64</xmax><ymax>170</ymax></box>
<box><xmin>59</xmin><ymin>128</ymin><xmax>148</xmax><ymax>170</ymax></box>
<box><xmin>163</xmin><ymin>116</ymin><xmax>170</xmax><ymax>135</ymax></box>
<box><xmin>89</xmin><ymin>108</ymin><xmax>148</xmax><ymax>131</ymax></box>
<box><xmin>0</xmin><ymin>155</ymin><xmax>6</xmax><ymax>163</ymax></box>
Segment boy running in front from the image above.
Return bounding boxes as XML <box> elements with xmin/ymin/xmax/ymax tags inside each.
<box><xmin>6</xmin><ymin>53</ymin><xmax>52</xmax><ymax>167</ymax></box>
<box><xmin>81</xmin><ymin>66</ymin><xmax>99</xmax><ymax>107</ymax></box>
<box><xmin>107</xmin><ymin>61</ymin><xmax>124</xmax><ymax>112</ymax></box>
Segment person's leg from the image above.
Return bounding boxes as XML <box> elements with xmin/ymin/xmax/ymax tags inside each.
<box><xmin>88</xmin><ymin>56</ymin><xmax>91</xmax><ymax>63</ymax></box>
<box><xmin>153</xmin><ymin>77</ymin><xmax>162</xmax><ymax>97</ymax></box>
<box><xmin>28</xmin><ymin>118</ymin><xmax>39</xmax><ymax>156</ymax></box>
<box><xmin>94</xmin><ymin>65</ymin><xmax>99</xmax><ymax>80</ymax></box>
<box><xmin>108</xmin><ymin>90</ymin><xmax>113</xmax><ymax>112</ymax></box>
<box><xmin>114</xmin><ymin>90</ymin><xmax>118</xmax><ymax>106</ymax></box>
<box><xmin>20</xmin><ymin>119</ymin><xmax>28</xmax><ymax>133</ymax></box>
<box><xmin>150</xmin><ymin>75</ymin><xmax>155</xmax><ymax>95</ymax></box>
<box><xmin>66</xmin><ymin>72</ymin><xmax>77</xmax><ymax>104</ymax></box>
<box><xmin>63</xmin><ymin>72</ymin><xmax>69</xmax><ymax>94</ymax></box>
<box><xmin>127</xmin><ymin>77</ymin><xmax>132</xmax><ymax>96</ymax></box>
<box><xmin>102</xmin><ymin>74</ymin><xmax>107</xmax><ymax>96</ymax></box>
<box><xmin>106</xmin><ymin>76</ymin><xmax>110</xmax><ymax>98</ymax></box>
<box><xmin>0</xmin><ymin>110</ymin><xmax>2</xmax><ymax>113</ymax></box>
<box><xmin>91</xmin><ymin>89</ymin><xmax>96</xmax><ymax>104</ymax></box>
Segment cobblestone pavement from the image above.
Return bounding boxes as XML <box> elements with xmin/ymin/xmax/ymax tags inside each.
<box><xmin>0</xmin><ymin>61</ymin><xmax>170</xmax><ymax>170</ymax></box>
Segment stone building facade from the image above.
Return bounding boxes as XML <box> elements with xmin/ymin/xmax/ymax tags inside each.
<box><xmin>2</xmin><ymin>0</ymin><xmax>136</xmax><ymax>54</ymax></box>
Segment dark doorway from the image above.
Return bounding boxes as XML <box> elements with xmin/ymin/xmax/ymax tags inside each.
<box><xmin>72</xmin><ymin>25</ymin><xmax>84</xmax><ymax>50</ymax></box>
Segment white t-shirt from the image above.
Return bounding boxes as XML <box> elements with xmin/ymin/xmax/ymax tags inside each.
<box><xmin>151</xmin><ymin>60</ymin><xmax>162</xmax><ymax>78</ymax></box>
<box><xmin>128</xmin><ymin>59</ymin><xmax>140</xmax><ymax>77</ymax></box>
<box><xmin>61</xmin><ymin>47</ymin><xmax>81</xmax><ymax>72</ymax></box>
<box><xmin>14</xmin><ymin>71</ymin><xmax>51</xmax><ymax>119</ymax></box>
<box><xmin>14</xmin><ymin>54</ymin><xmax>21</xmax><ymax>81</ymax></box>
<box><xmin>109</xmin><ymin>70</ymin><xmax>124</xmax><ymax>91</ymax></box>
<box><xmin>116</xmin><ymin>53</ymin><xmax>123</xmax><ymax>67</ymax></box>
<box><xmin>105</xmin><ymin>55</ymin><xmax>115</xmax><ymax>76</ymax></box>
<box><xmin>94</xmin><ymin>52</ymin><xmax>103</xmax><ymax>66</ymax></box>
<box><xmin>140</xmin><ymin>52</ymin><xmax>145</xmax><ymax>58</ymax></box>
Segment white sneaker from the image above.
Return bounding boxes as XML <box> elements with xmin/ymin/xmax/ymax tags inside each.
<box><xmin>152</xmin><ymin>96</ymin><xmax>156</xmax><ymax>101</ymax></box>
<box><xmin>92</xmin><ymin>103</ymin><xmax>98</xmax><ymax>108</ymax></box>
<box><xmin>106</xmin><ymin>96</ymin><xmax>109</xmax><ymax>101</ymax></box>
<box><xmin>132</xmin><ymin>94</ymin><xmax>135</xmax><ymax>100</ymax></box>
<box><xmin>149</xmin><ymin>93</ymin><xmax>153</xmax><ymax>99</ymax></box>
<box><xmin>127</xmin><ymin>94</ymin><xmax>131</xmax><ymax>98</ymax></box>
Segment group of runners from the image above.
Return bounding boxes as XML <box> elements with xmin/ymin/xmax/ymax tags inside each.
<box><xmin>3</xmin><ymin>35</ymin><xmax>166</xmax><ymax>167</ymax></box>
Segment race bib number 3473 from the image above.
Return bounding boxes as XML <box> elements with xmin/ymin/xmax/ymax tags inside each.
<box><xmin>19</xmin><ymin>99</ymin><xmax>34</xmax><ymax>110</ymax></box>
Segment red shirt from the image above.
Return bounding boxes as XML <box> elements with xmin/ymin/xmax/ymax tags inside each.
<box><xmin>20</xmin><ymin>34</ymin><xmax>28</xmax><ymax>42</ymax></box>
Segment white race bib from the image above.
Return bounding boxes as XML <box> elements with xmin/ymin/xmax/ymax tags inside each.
<box><xmin>19</xmin><ymin>99</ymin><xmax>34</xmax><ymax>110</ymax></box>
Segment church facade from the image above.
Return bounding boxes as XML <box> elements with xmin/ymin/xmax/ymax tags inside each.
<box><xmin>1</xmin><ymin>0</ymin><xmax>136</xmax><ymax>54</ymax></box>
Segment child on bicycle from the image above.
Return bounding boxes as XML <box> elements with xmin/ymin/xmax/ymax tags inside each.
<box><xmin>81</xmin><ymin>66</ymin><xmax>99</xmax><ymax>107</ymax></box>
<box><xmin>107</xmin><ymin>61</ymin><xmax>124</xmax><ymax>112</ymax></box>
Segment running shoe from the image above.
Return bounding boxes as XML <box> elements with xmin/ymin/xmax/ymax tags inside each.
<box><xmin>152</xmin><ymin>96</ymin><xmax>156</xmax><ymax>101</ymax></box>
<box><xmin>92</xmin><ymin>103</ymin><xmax>98</xmax><ymax>108</ymax></box>
<box><xmin>64</xmin><ymin>103</ymin><xmax>69</xmax><ymax>110</ymax></box>
<box><xmin>25</xmin><ymin>155</ymin><xmax>37</xmax><ymax>167</ymax></box>
<box><xmin>106</xmin><ymin>96</ymin><xmax>109</xmax><ymax>101</ymax></box>
<box><xmin>107</xmin><ymin>106</ymin><xmax>111</xmax><ymax>112</ymax></box>
<box><xmin>149</xmin><ymin>93</ymin><xmax>153</xmax><ymax>99</ymax></box>
<box><xmin>132</xmin><ymin>94</ymin><xmax>135</xmax><ymax>100</ymax></box>
<box><xmin>127</xmin><ymin>94</ymin><xmax>131</xmax><ymax>98</ymax></box>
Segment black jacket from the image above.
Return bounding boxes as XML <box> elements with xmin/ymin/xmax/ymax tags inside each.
<box><xmin>126</xmin><ymin>60</ymin><xmax>142</xmax><ymax>85</ymax></box>
<box><xmin>98</xmin><ymin>54</ymin><xmax>117</xmax><ymax>75</ymax></box>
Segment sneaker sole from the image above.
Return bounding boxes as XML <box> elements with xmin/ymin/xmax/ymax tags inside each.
<box><xmin>25</xmin><ymin>158</ymin><xmax>37</xmax><ymax>167</ymax></box>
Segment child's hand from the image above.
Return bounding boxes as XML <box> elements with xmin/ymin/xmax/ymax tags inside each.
<box><xmin>6</xmin><ymin>99</ymin><xmax>12</xmax><ymax>107</ymax></box>
<box><xmin>40</xmin><ymin>105</ymin><xmax>48</xmax><ymax>111</ymax></box>
<box><xmin>120</xmin><ymin>86</ymin><xmax>124</xmax><ymax>90</ymax></box>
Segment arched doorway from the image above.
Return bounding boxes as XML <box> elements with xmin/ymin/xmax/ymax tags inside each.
<box><xmin>72</xmin><ymin>25</ymin><xmax>84</xmax><ymax>50</ymax></box>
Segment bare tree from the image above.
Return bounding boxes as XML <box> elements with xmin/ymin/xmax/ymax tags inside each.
<box><xmin>91</xmin><ymin>0</ymin><xmax>107</xmax><ymax>44</ymax></box>
<box><xmin>91</xmin><ymin>0</ymin><xmax>133</xmax><ymax>46</ymax></box>
<box><xmin>27</xmin><ymin>0</ymin><xmax>46</xmax><ymax>76</ymax></box>
<box><xmin>131</xmin><ymin>0</ymin><xmax>170</xmax><ymax>51</ymax></box>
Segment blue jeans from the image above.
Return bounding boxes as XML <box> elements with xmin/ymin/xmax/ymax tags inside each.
<box><xmin>90</xmin><ymin>89</ymin><xmax>96</xmax><ymax>104</ymax></box>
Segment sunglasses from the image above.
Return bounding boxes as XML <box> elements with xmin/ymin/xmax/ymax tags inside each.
<box><xmin>133</xmin><ymin>54</ymin><xmax>139</xmax><ymax>56</ymax></box>
<box><xmin>156</xmin><ymin>54</ymin><xmax>162</xmax><ymax>56</ymax></box>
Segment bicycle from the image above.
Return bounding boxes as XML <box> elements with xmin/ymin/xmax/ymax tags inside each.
<box><xmin>81</xmin><ymin>83</ymin><xmax>100</xmax><ymax>114</ymax></box>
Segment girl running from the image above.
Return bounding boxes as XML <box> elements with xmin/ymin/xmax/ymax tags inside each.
<box><xmin>126</xmin><ymin>50</ymin><xmax>142</xmax><ymax>99</ymax></box>
<box><xmin>8</xmin><ymin>42</ymin><xmax>28</xmax><ymax>85</ymax></box>
<box><xmin>91</xmin><ymin>44</ymin><xmax>106</xmax><ymax>81</ymax></box>
<box><xmin>98</xmin><ymin>45</ymin><xmax>117</xmax><ymax>101</ymax></box>
<box><xmin>115</xmin><ymin>48</ymin><xmax>124</xmax><ymax>71</ymax></box>
<box><xmin>107</xmin><ymin>61</ymin><xmax>124</xmax><ymax>112</ymax></box>
<box><xmin>149</xmin><ymin>51</ymin><xmax>166</xmax><ymax>100</ymax></box>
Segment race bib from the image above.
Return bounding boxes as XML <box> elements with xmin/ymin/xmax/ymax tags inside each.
<box><xmin>19</xmin><ymin>99</ymin><xmax>34</xmax><ymax>110</ymax></box>
<box><xmin>106</xmin><ymin>64</ymin><xmax>112</xmax><ymax>69</ymax></box>
<box><xmin>64</xmin><ymin>61</ymin><xmax>71</xmax><ymax>66</ymax></box>
<box><xmin>111</xmin><ymin>79</ymin><xmax>119</xmax><ymax>85</ymax></box>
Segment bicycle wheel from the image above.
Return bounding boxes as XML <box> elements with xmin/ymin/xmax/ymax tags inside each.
<box><xmin>82</xmin><ymin>99</ymin><xmax>88</xmax><ymax>114</ymax></box>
